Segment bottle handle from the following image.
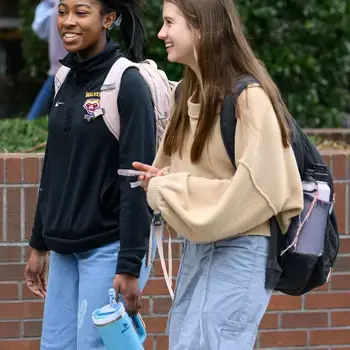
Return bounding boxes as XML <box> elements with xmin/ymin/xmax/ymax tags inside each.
<box><xmin>131</xmin><ymin>313</ymin><xmax>147</xmax><ymax>344</ymax></box>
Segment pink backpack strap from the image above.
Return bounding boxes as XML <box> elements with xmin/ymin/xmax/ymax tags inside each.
<box><xmin>137</xmin><ymin>59</ymin><xmax>173</xmax><ymax>146</ymax></box>
<box><xmin>54</xmin><ymin>66</ymin><xmax>71</xmax><ymax>97</ymax></box>
<box><xmin>100</xmin><ymin>57</ymin><xmax>137</xmax><ymax>140</ymax></box>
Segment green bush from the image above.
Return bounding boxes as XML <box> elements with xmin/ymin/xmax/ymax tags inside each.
<box><xmin>0</xmin><ymin>118</ymin><xmax>48</xmax><ymax>153</ymax></box>
<box><xmin>20</xmin><ymin>0</ymin><xmax>349</xmax><ymax>127</ymax></box>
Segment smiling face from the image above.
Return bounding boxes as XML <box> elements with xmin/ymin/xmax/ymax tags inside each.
<box><xmin>57</xmin><ymin>0</ymin><xmax>116</xmax><ymax>60</ymax></box>
<box><xmin>157</xmin><ymin>1</ymin><xmax>199</xmax><ymax>70</ymax></box>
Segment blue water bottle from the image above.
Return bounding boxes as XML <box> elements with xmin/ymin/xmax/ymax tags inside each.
<box><xmin>92</xmin><ymin>288</ymin><xmax>147</xmax><ymax>350</ymax></box>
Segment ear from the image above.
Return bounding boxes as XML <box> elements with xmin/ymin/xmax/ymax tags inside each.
<box><xmin>103</xmin><ymin>12</ymin><xmax>117</xmax><ymax>30</ymax></box>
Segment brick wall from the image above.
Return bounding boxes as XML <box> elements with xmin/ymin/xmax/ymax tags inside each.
<box><xmin>0</xmin><ymin>151</ymin><xmax>349</xmax><ymax>350</ymax></box>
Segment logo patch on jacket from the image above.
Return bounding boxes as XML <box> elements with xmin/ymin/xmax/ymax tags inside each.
<box><xmin>83</xmin><ymin>98</ymin><xmax>103</xmax><ymax>122</ymax></box>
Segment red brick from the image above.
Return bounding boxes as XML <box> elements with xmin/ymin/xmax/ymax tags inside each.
<box><xmin>331</xmin><ymin>274</ymin><xmax>350</xmax><ymax>290</ymax></box>
<box><xmin>25</xmin><ymin>188</ymin><xmax>39</xmax><ymax>240</ymax></box>
<box><xmin>23</xmin><ymin>158</ymin><xmax>39</xmax><ymax>184</ymax></box>
<box><xmin>305</xmin><ymin>292</ymin><xmax>350</xmax><ymax>309</ymax></box>
<box><xmin>156</xmin><ymin>335</ymin><xmax>169</xmax><ymax>350</ymax></box>
<box><xmin>334</xmin><ymin>183</ymin><xmax>346</xmax><ymax>233</ymax></box>
<box><xmin>143</xmin><ymin>336</ymin><xmax>153</xmax><ymax>350</ymax></box>
<box><xmin>0</xmin><ymin>264</ymin><xmax>25</xmax><ymax>281</ymax></box>
<box><xmin>0</xmin><ymin>301</ymin><xmax>44</xmax><ymax>319</ymax></box>
<box><xmin>259</xmin><ymin>313</ymin><xmax>279</xmax><ymax>329</ymax></box>
<box><xmin>259</xmin><ymin>330</ymin><xmax>307</xmax><ymax>347</ymax></box>
<box><xmin>0</xmin><ymin>188</ymin><xmax>3</xmax><ymax>240</ymax></box>
<box><xmin>155</xmin><ymin>242</ymin><xmax>182</xmax><ymax>259</ymax></box>
<box><xmin>140</xmin><ymin>297</ymin><xmax>150</xmax><ymax>315</ymax></box>
<box><xmin>332</xmin><ymin>154</ymin><xmax>347</xmax><ymax>179</ymax></box>
<box><xmin>144</xmin><ymin>316</ymin><xmax>167</xmax><ymax>333</ymax></box>
<box><xmin>310</xmin><ymin>329</ymin><xmax>350</xmax><ymax>345</ymax></box>
<box><xmin>281</xmin><ymin>312</ymin><xmax>328</xmax><ymax>328</ymax></box>
<box><xmin>335</xmin><ymin>256</ymin><xmax>350</xmax><ymax>272</ymax></box>
<box><xmin>5</xmin><ymin>158</ymin><xmax>22</xmax><ymax>184</ymax></box>
<box><xmin>314</xmin><ymin>281</ymin><xmax>329</xmax><ymax>292</ymax></box>
<box><xmin>0</xmin><ymin>321</ymin><xmax>20</xmax><ymax>338</ymax></box>
<box><xmin>0</xmin><ymin>247</ymin><xmax>21</xmax><ymax>262</ymax></box>
<box><xmin>0</xmin><ymin>339</ymin><xmax>40</xmax><ymax>350</ymax></box>
<box><xmin>331</xmin><ymin>311</ymin><xmax>350</xmax><ymax>327</ymax></box>
<box><xmin>6</xmin><ymin>188</ymin><xmax>21</xmax><ymax>241</ymax></box>
<box><xmin>267</xmin><ymin>294</ymin><xmax>302</xmax><ymax>311</ymax></box>
<box><xmin>0</xmin><ymin>283</ymin><xmax>18</xmax><ymax>299</ymax></box>
<box><xmin>321</xmin><ymin>155</ymin><xmax>331</xmax><ymax>168</ymax></box>
<box><xmin>23</xmin><ymin>320</ymin><xmax>42</xmax><ymax>337</ymax></box>
<box><xmin>153</xmin><ymin>259</ymin><xmax>180</xmax><ymax>277</ymax></box>
<box><xmin>0</xmin><ymin>158</ymin><xmax>4</xmax><ymax>184</ymax></box>
<box><xmin>153</xmin><ymin>297</ymin><xmax>172</xmax><ymax>314</ymax></box>
<box><xmin>339</xmin><ymin>237</ymin><xmax>350</xmax><ymax>254</ymax></box>
<box><xmin>143</xmin><ymin>278</ymin><xmax>175</xmax><ymax>296</ymax></box>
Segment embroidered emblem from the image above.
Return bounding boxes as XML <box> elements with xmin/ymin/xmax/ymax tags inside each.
<box><xmin>83</xmin><ymin>98</ymin><xmax>102</xmax><ymax>122</ymax></box>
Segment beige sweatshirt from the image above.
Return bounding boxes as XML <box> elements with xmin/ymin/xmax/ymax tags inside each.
<box><xmin>147</xmin><ymin>85</ymin><xmax>303</xmax><ymax>243</ymax></box>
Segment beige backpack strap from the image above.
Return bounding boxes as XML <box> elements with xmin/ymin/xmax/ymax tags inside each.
<box><xmin>54</xmin><ymin>66</ymin><xmax>71</xmax><ymax>97</ymax></box>
<box><xmin>100</xmin><ymin>57</ymin><xmax>137</xmax><ymax>140</ymax></box>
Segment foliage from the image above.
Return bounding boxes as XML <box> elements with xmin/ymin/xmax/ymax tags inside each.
<box><xmin>19</xmin><ymin>0</ymin><xmax>349</xmax><ymax>127</ymax></box>
<box><xmin>0</xmin><ymin>118</ymin><xmax>48</xmax><ymax>153</ymax></box>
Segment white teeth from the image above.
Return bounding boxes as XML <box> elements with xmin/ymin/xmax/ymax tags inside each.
<box><xmin>165</xmin><ymin>43</ymin><xmax>173</xmax><ymax>48</ymax></box>
<box><xmin>64</xmin><ymin>33</ymin><xmax>78</xmax><ymax>38</ymax></box>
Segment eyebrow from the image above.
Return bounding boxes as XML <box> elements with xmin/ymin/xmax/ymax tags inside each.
<box><xmin>59</xmin><ymin>2</ymin><xmax>92</xmax><ymax>8</ymax></box>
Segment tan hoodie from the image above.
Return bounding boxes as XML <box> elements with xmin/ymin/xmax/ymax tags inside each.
<box><xmin>147</xmin><ymin>85</ymin><xmax>303</xmax><ymax>243</ymax></box>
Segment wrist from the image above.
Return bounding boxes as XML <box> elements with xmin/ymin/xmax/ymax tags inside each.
<box><xmin>30</xmin><ymin>247</ymin><xmax>48</xmax><ymax>256</ymax></box>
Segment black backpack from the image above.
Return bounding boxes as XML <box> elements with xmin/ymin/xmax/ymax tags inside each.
<box><xmin>174</xmin><ymin>77</ymin><xmax>339</xmax><ymax>296</ymax></box>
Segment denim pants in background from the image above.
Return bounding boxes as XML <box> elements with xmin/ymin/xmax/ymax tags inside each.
<box><xmin>26</xmin><ymin>75</ymin><xmax>54</xmax><ymax>121</ymax></box>
<box><xmin>168</xmin><ymin>235</ymin><xmax>272</xmax><ymax>350</ymax></box>
<box><xmin>40</xmin><ymin>238</ymin><xmax>156</xmax><ymax>350</ymax></box>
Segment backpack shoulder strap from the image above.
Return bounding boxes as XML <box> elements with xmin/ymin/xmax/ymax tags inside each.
<box><xmin>100</xmin><ymin>57</ymin><xmax>137</xmax><ymax>140</ymax></box>
<box><xmin>136</xmin><ymin>59</ymin><xmax>173</xmax><ymax>146</ymax></box>
<box><xmin>220</xmin><ymin>76</ymin><xmax>260</xmax><ymax>169</ymax></box>
<box><xmin>54</xmin><ymin>65</ymin><xmax>71</xmax><ymax>98</ymax></box>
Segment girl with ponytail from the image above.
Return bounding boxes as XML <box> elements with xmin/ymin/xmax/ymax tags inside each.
<box><xmin>25</xmin><ymin>1</ymin><xmax>157</xmax><ymax>349</ymax></box>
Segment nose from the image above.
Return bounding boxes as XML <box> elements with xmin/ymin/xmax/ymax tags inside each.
<box><xmin>62</xmin><ymin>13</ymin><xmax>77</xmax><ymax>27</ymax></box>
<box><xmin>157</xmin><ymin>25</ymin><xmax>167</xmax><ymax>40</ymax></box>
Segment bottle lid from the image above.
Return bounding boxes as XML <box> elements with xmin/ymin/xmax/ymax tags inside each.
<box><xmin>92</xmin><ymin>302</ymin><xmax>126</xmax><ymax>325</ymax></box>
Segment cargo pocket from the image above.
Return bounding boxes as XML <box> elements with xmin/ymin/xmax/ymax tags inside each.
<box><xmin>219</xmin><ymin>319</ymin><xmax>258</xmax><ymax>350</ymax></box>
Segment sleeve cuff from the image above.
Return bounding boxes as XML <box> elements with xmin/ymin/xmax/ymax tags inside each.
<box><xmin>29</xmin><ymin>232</ymin><xmax>49</xmax><ymax>252</ymax></box>
<box><xmin>147</xmin><ymin>176</ymin><xmax>163</xmax><ymax>211</ymax></box>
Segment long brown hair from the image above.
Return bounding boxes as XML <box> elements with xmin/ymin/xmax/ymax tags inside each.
<box><xmin>163</xmin><ymin>0</ymin><xmax>291</xmax><ymax>162</ymax></box>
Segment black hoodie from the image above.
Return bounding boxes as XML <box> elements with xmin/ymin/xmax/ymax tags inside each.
<box><xmin>29</xmin><ymin>40</ymin><xmax>156</xmax><ymax>277</ymax></box>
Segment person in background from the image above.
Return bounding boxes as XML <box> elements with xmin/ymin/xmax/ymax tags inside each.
<box><xmin>27</xmin><ymin>0</ymin><xmax>67</xmax><ymax>120</ymax></box>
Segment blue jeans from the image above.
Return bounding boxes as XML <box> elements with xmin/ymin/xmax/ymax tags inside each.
<box><xmin>26</xmin><ymin>75</ymin><xmax>54</xmax><ymax>120</ymax></box>
<box><xmin>40</xmin><ymin>240</ymin><xmax>155</xmax><ymax>350</ymax></box>
<box><xmin>168</xmin><ymin>235</ymin><xmax>272</xmax><ymax>350</ymax></box>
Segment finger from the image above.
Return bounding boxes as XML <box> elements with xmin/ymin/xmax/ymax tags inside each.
<box><xmin>27</xmin><ymin>281</ymin><xmax>45</xmax><ymax>299</ymax></box>
<box><xmin>132</xmin><ymin>162</ymin><xmax>150</xmax><ymax>172</ymax></box>
<box><xmin>136</xmin><ymin>294</ymin><xmax>142</xmax><ymax>313</ymax></box>
<box><xmin>126</xmin><ymin>295</ymin><xmax>137</xmax><ymax>316</ymax></box>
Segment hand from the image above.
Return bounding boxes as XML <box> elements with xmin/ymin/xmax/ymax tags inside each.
<box><xmin>113</xmin><ymin>273</ymin><xmax>141</xmax><ymax>316</ymax></box>
<box><xmin>132</xmin><ymin>162</ymin><xmax>163</xmax><ymax>191</ymax></box>
<box><xmin>24</xmin><ymin>248</ymin><xmax>49</xmax><ymax>299</ymax></box>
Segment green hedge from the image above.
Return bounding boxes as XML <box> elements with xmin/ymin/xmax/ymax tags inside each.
<box><xmin>20</xmin><ymin>0</ymin><xmax>349</xmax><ymax>127</ymax></box>
<box><xmin>0</xmin><ymin>118</ymin><xmax>48</xmax><ymax>153</ymax></box>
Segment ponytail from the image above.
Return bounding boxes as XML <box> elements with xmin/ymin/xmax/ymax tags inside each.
<box><xmin>101</xmin><ymin>0</ymin><xmax>147</xmax><ymax>62</ymax></box>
